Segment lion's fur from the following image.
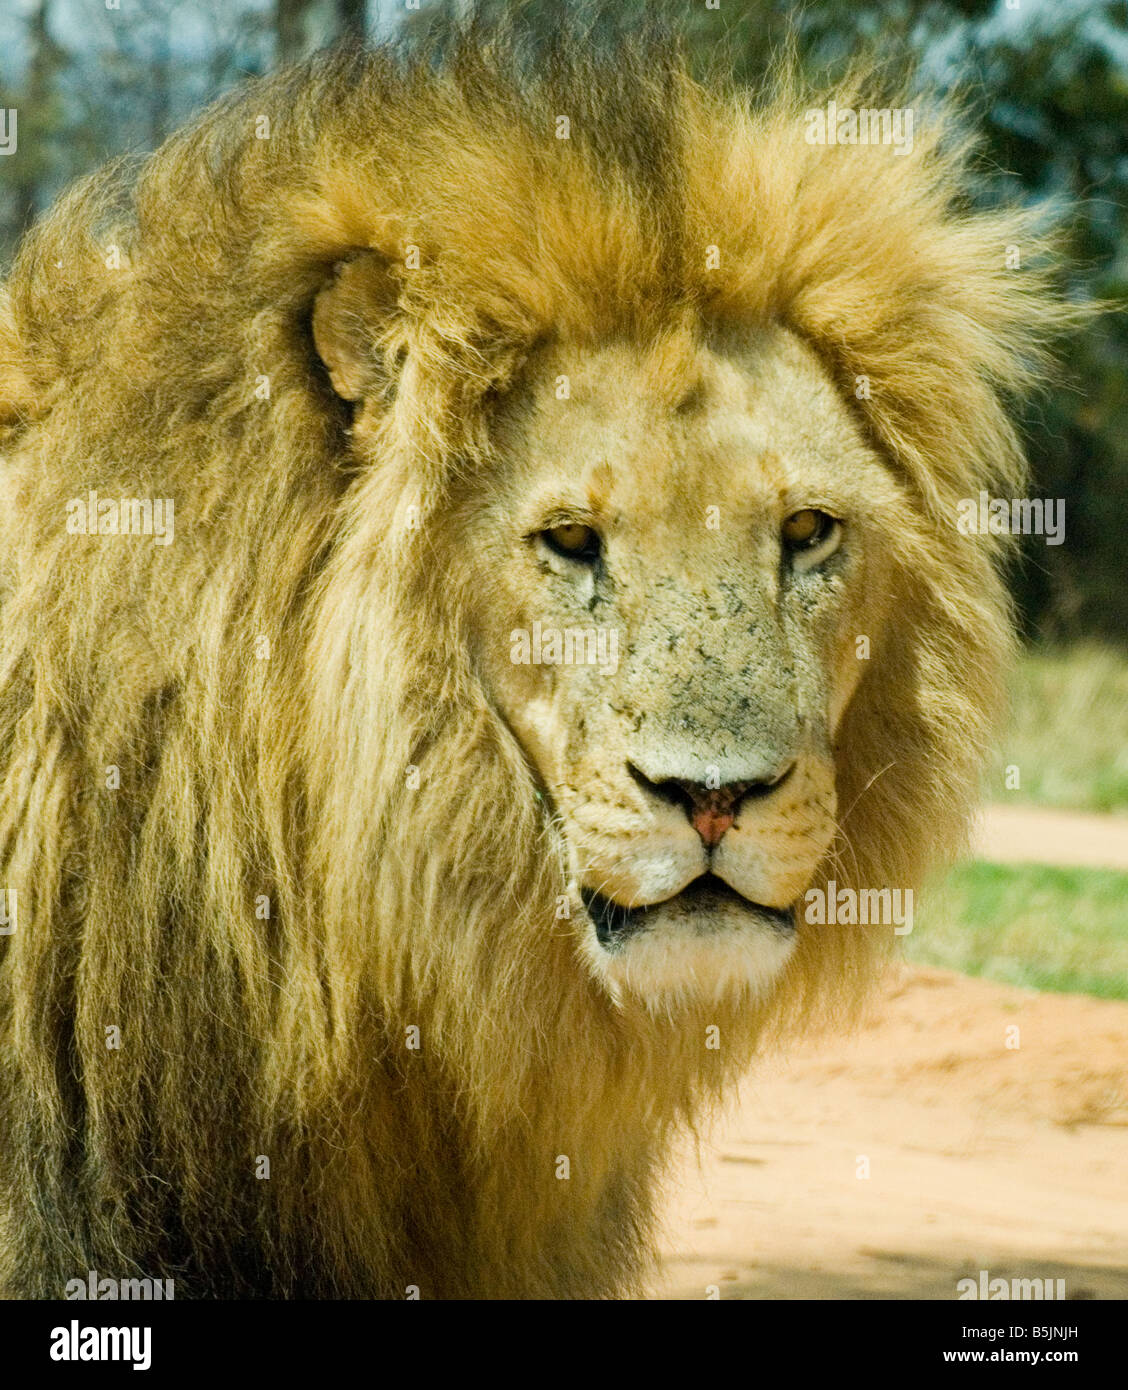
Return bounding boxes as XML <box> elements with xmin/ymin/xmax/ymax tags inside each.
<box><xmin>0</xmin><ymin>25</ymin><xmax>1075</xmax><ymax>1298</ymax></box>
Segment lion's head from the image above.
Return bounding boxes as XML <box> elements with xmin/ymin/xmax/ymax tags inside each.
<box><xmin>0</xmin><ymin>29</ymin><xmax>1074</xmax><ymax>1298</ymax></box>
<box><xmin>445</xmin><ymin>326</ymin><xmax>899</xmax><ymax>1005</ymax></box>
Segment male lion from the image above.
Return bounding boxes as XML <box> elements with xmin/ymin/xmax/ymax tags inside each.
<box><xmin>0</xmin><ymin>29</ymin><xmax>1072</xmax><ymax>1298</ymax></box>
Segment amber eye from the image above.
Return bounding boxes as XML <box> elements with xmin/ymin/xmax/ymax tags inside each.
<box><xmin>781</xmin><ymin>509</ymin><xmax>842</xmax><ymax>570</ymax></box>
<box><xmin>782</xmin><ymin>509</ymin><xmax>829</xmax><ymax>546</ymax></box>
<box><xmin>542</xmin><ymin>523</ymin><xmax>601</xmax><ymax>561</ymax></box>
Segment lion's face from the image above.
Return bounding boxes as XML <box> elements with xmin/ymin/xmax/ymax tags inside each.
<box><xmin>462</xmin><ymin>325</ymin><xmax>902</xmax><ymax>1006</ymax></box>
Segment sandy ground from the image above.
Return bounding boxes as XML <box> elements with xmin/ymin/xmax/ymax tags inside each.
<box><xmin>657</xmin><ymin>965</ymin><xmax>1128</xmax><ymax>1300</ymax></box>
<box><xmin>975</xmin><ymin>804</ymin><xmax>1128</xmax><ymax>871</ymax></box>
<box><xmin>656</xmin><ymin>806</ymin><xmax>1128</xmax><ymax>1300</ymax></box>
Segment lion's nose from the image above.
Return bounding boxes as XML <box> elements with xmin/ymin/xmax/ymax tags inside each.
<box><xmin>676</xmin><ymin>783</ymin><xmax>748</xmax><ymax>848</ymax></box>
<box><xmin>628</xmin><ymin>763</ymin><xmax>796</xmax><ymax>848</ymax></box>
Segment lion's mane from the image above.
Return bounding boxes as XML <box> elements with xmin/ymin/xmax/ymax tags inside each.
<box><xmin>0</xmin><ymin>27</ymin><xmax>1072</xmax><ymax>1297</ymax></box>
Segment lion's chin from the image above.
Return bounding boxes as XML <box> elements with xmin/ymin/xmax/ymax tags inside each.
<box><xmin>579</xmin><ymin>875</ymin><xmax>797</xmax><ymax>1010</ymax></box>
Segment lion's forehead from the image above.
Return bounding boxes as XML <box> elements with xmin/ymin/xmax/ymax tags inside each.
<box><xmin>507</xmin><ymin>328</ymin><xmax>877</xmax><ymax>529</ymax></box>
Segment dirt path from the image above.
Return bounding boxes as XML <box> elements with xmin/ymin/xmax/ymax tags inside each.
<box><xmin>657</xmin><ymin>965</ymin><xmax>1128</xmax><ymax>1300</ymax></box>
<box><xmin>976</xmin><ymin>804</ymin><xmax>1128</xmax><ymax>871</ymax></box>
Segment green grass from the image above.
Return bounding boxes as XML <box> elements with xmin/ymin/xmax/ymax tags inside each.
<box><xmin>902</xmin><ymin>645</ymin><xmax>1128</xmax><ymax>1001</ymax></box>
<box><xmin>905</xmin><ymin>861</ymin><xmax>1128</xmax><ymax>1001</ymax></box>
<box><xmin>999</xmin><ymin>645</ymin><xmax>1128</xmax><ymax>813</ymax></box>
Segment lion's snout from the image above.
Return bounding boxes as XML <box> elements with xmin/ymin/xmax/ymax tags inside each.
<box><xmin>626</xmin><ymin>759</ymin><xmax>798</xmax><ymax>849</ymax></box>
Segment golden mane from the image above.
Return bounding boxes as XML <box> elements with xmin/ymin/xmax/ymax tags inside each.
<box><xmin>0</xmin><ymin>28</ymin><xmax>1073</xmax><ymax>1297</ymax></box>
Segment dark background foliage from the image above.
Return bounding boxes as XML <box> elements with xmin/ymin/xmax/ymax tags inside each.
<box><xmin>1</xmin><ymin>0</ymin><xmax>1124</xmax><ymax>642</ymax></box>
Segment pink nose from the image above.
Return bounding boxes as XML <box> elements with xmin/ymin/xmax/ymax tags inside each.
<box><xmin>681</xmin><ymin>786</ymin><xmax>750</xmax><ymax>849</ymax></box>
<box><xmin>690</xmin><ymin>805</ymin><xmax>735</xmax><ymax>848</ymax></box>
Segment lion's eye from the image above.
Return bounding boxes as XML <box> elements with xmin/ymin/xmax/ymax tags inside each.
<box><xmin>781</xmin><ymin>509</ymin><xmax>841</xmax><ymax>571</ymax></box>
<box><xmin>782</xmin><ymin>509</ymin><xmax>828</xmax><ymax>546</ymax></box>
<box><xmin>542</xmin><ymin>523</ymin><xmax>601</xmax><ymax>561</ymax></box>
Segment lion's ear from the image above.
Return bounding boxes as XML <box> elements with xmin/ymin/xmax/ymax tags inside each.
<box><xmin>312</xmin><ymin>253</ymin><xmax>400</xmax><ymax>402</ymax></box>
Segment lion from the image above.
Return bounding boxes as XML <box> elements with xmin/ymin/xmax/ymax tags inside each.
<box><xmin>0</xmin><ymin>27</ymin><xmax>1074</xmax><ymax>1298</ymax></box>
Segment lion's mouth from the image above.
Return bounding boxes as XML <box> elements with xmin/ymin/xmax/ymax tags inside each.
<box><xmin>581</xmin><ymin>873</ymin><xmax>795</xmax><ymax>950</ymax></box>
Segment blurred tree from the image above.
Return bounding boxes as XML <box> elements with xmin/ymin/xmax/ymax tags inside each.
<box><xmin>2</xmin><ymin>0</ymin><xmax>68</xmax><ymax>240</ymax></box>
<box><xmin>337</xmin><ymin>0</ymin><xmax>367</xmax><ymax>41</ymax></box>
<box><xmin>277</xmin><ymin>0</ymin><xmax>320</xmax><ymax>65</ymax></box>
<box><xmin>278</xmin><ymin>0</ymin><xmax>367</xmax><ymax>64</ymax></box>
